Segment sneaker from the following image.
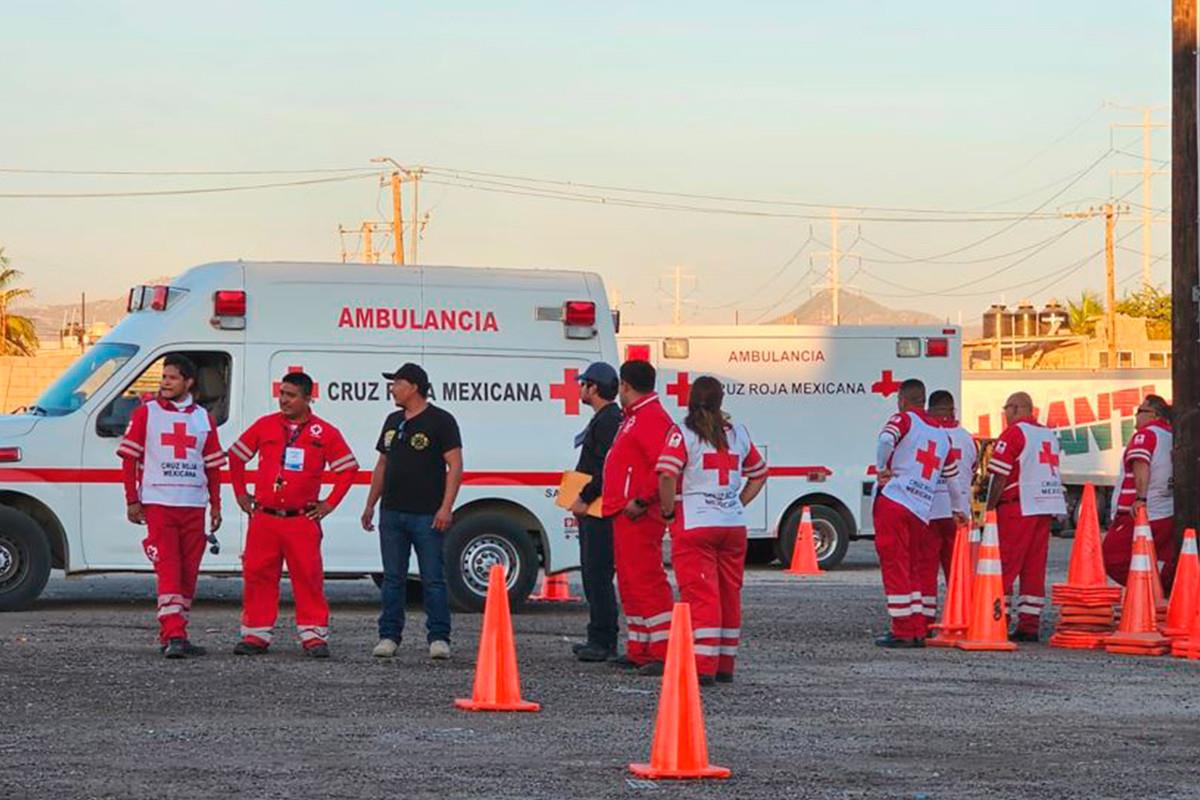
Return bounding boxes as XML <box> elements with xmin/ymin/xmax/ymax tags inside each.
<box><xmin>305</xmin><ymin>643</ymin><xmax>331</xmax><ymax>659</ymax></box>
<box><xmin>373</xmin><ymin>638</ymin><xmax>399</xmax><ymax>658</ymax></box>
<box><xmin>636</xmin><ymin>661</ymin><xmax>665</xmax><ymax>677</ymax></box>
<box><xmin>163</xmin><ymin>638</ymin><xmax>188</xmax><ymax>659</ymax></box>
<box><xmin>233</xmin><ymin>641</ymin><xmax>269</xmax><ymax>656</ymax></box>
<box><xmin>715</xmin><ymin>672</ymin><xmax>734</xmax><ymax>684</ymax></box>
<box><xmin>576</xmin><ymin>644</ymin><xmax>615</xmax><ymax>663</ymax></box>
<box><xmin>430</xmin><ymin>640</ymin><xmax>451</xmax><ymax>660</ymax></box>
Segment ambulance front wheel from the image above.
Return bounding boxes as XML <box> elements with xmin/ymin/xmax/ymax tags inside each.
<box><xmin>444</xmin><ymin>513</ymin><xmax>539</xmax><ymax>613</ymax></box>
<box><xmin>776</xmin><ymin>503</ymin><xmax>850</xmax><ymax>571</ymax></box>
<box><xmin>0</xmin><ymin>506</ymin><xmax>52</xmax><ymax>611</ymax></box>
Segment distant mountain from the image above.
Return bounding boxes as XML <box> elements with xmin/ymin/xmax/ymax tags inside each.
<box><xmin>13</xmin><ymin>275</ymin><xmax>173</xmax><ymax>339</ymax></box>
<box><xmin>768</xmin><ymin>289</ymin><xmax>944</xmax><ymax>326</ymax></box>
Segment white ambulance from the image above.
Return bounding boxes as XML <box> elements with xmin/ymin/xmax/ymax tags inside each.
<box><xmin>618</xmin><ymin>324</ymin><xmax>962</xmax><ymax>569</ymax></box>
<box><xmin>0</xmin><ymin>260</ymin><xmax>617</xmax><ymax>611</ymax></box>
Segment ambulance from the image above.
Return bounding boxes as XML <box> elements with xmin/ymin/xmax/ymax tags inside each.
<box><xmin>0</xmin><ymin>260</ymin><xmax>618</xmax><ymax>612</ymax></box>
<box><xmin>618</xmin><ymin>324</ymin><xmax>962</xmax><ymax>569</ymax></box>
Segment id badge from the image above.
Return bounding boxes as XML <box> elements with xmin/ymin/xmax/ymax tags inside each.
<box><xmin>284</xmin><ymin>447</ymin><xmax>305</xmax><ymax>471</ymax></box>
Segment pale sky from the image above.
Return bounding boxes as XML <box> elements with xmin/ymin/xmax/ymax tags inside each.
<box><xmin>0</xmin><ymin>1</ymin><xmax>1169</xmax><ymax>325</ymax></box>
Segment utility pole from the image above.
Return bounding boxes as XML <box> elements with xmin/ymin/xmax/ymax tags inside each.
<box><xmin>1104</xmin><ymin>203</ymin><xmax>1118</xmax><ymax>367</ymax></box>
<box><xmin>809</xmin><ymin>211</ymin><xmax>859</xmax><ymax>325</ymax></box>
<box><xmin>362</xmin><ymin>222</ymin><xmax>376</xmax><ymax>264</ymax></box>
<box><xmin>410</xmin><ymin>168</ymin><xmax>424</xmax><ymax>265</ymax></box>
<box><xmin>1112</xmin><ymin>105</ymin><xmax>1169</xmax><ymax>289</ymax></box>
<box><xmin>390</xmin><ymin>171</ymin><xmax>405</xmax><ymax>266</ymax></box>
<box><xmin>1172</xmin><ymin>0</ymin><xmax>1199</xmax><ymax>533</ymax></box>
<box><xmin>673</xmin><ymin>266</ymin><xmax>684</xmax><ymax>325</ymax></box>
<box><xmin>657</xmin><ymin>266</ymin><xmax>696</xmax><ymax>325</ymax></box>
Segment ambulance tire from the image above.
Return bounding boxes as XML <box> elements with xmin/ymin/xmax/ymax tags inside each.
<box><xmin>776</xmin><ymin>504</ymin><xmax>850</xmax><ymax>571</ymax></box>
<box><xmin>444</xmin><ymin>513</ymin><xmax>539</xmax><ymax>613</ymax></box>
<box><xmin>0</xmin><ymin>507</ymin><xmax>51</xmax><ymax>612</ymax></box>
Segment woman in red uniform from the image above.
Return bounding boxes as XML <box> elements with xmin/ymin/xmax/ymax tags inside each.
<box><xmin>656</xmin><ymin>376</ymin><xmax>767</xmax><ymax>685</ymax></box>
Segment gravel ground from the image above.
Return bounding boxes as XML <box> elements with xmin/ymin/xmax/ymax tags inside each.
<box><xmin>2</xmin><ymin>538</ymin><xmax>1197</xmax><ymax>800</ymax></box>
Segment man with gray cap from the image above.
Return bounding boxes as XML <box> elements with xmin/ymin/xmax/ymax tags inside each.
<box><xmin>361</xmin><ymin>362</ymin><xmax>463</xmax><ymax>660</ymax></box>
<box><xmin>569</xmin><ymin>362</ymin><xmax>623</xmax><ymax>662</ymax></box>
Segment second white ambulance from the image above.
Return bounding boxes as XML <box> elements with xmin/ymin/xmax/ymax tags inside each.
<box><xmin>0</xmin><ymin>260</ymin><xmax>617</xmax><ymax>611</ymax></box>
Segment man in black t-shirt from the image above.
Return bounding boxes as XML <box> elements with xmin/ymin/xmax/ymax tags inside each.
<box><xmin>361</xmin><ymin>363</ymin><xmax>463</xmax><ymax>660</ymax></box>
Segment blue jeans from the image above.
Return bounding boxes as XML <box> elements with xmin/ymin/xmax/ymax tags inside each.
<box><xmin>378</xmin><ymin>510</ymin><xmax>451</xmax><ymax>643</ymax></box>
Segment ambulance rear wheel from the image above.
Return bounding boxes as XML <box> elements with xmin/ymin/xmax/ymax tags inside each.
<box><xmin>0</xmin><ymin>507</ymin><xmax>51</xmax><ymax>611</ymax></box>
<box><xmin>445</xmin><ymin>513</ymin><xmax>538</xmax><ymax>613</ymax></box>
<box><xmin>776</xmin><ymin>504</ymin><xmax>850</xmax><ymax>571</ymax></box>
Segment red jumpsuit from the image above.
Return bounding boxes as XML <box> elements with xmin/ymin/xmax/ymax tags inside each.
<box><xmin>1102</xmin><ymin>419</ymin><xmax>1177</xmax><ymax>589</ymax></box>
<box><xmin>118</xmin><ymin>397</ymin><xmax>225</xmax><ymax>645</ymax></box>
<box><xmin>987</xmin><ymin>416</ymin><xmax>1066</xmax><ymax>636</ymax></box>
<box><xmin>228</xmin><ymin>412</ymin><xmax>357</xmax><ymax>650</ymax></box>
<box><xmin>601</xmin><ymin>392</ymin><xmax>675</xmax><ymax>666</ymax></box>
<box><xmin>657</xmin><ymin>422</ymin><xmax>766</xmax><ymax>678</ymax></box>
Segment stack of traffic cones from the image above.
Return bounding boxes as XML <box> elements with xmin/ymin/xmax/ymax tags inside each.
<box><xmin>530</xmin><ymin>570</ymin><xmax>579</xmax><ymax>602</ymax></box>
<box><xmin>1048</xmin><ymin>484</ymin><xmax>1121</xmax><ymax>650</ymax></box>
<box><xmin>1164</xmin><ymin>529</ymin><xmax>1199</xmax><ymax>641</ymax></box>
<box><xmin>928</xmin><ymin>521</ymin><xmax>973</xmax><ymax>648</ymax></box>
<box><xmin>629</xmin><ymin>602</ymin><xmax>730</xmax><ymax>780</ymax></box>
<box><xmin>783</xmin><ymin>507</ymin><xmax>824</xmax><ymax>576</ymax></box>
<box><xmin>957</xmin><ymin>511</ymin><xmax>1017</xmax><ymax>652</ymax></box>
<box><xmin>1104</xmin><ymin>507</ymin><xmax>1171</xmax><ymax>657</ymax></box>
<box><xmin>455</xmin><ymin>564</ymin><xmax>541</xmax><ymax>712</ymax></box>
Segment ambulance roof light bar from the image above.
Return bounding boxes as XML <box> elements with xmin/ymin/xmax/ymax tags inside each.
<box><xmin>211</xmin><ymin>290</ymin><xmax>247</xmax><ymax>330</ymax></box>
<box><xmin>127</xmin><ymin>285</ymin><xmax>178</xmax><ymax>313</ymax></box>
<box><xmin>562</xmin><ymin>300</ymin><xmax>597</xmax><ymax>339</ymax></box>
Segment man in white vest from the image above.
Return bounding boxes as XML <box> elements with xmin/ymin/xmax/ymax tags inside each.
<box><xmin>985</xmin><ymin>391</ymin><xmax>1067</xmax><ymax>642</ymax></box>
<box><xmin>924</xmin><ymin>390</ymin><xmax>978</xmax><ymax>621</ymax></box>
<box><xmin>118</xmin><ymin>354</ymin><xmax>226</xmax><ymax>658</ymax></box>
<box><xmin>873</xmin><ymin>379</ymin><xmax>968</xmax><ymax>648</ymax></box>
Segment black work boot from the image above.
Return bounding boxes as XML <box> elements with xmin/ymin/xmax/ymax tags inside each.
<box><xmin>305</xmin><ymin>642</ymin><xmax>331</xmax><ymax>659</ymax></box>
<box><xmin>636</xmin><ymin>661</ymin><xmax>665</xmax><ymax>677</ymax></box>
<box><xmin>874</xmin><ymin>633</ymin><xmax>922</xmax><ymax>649</ymax></box>
<box><xmin>180</xmin><ymin>640</ymin><xmax>206</xmax><ymax>657</ymax></box>
<box><xmin>163</xmin><ymin>638</ymin><xmax>188</xmax><ymax>659</ymax></box>
<box><xmin>233</xmin><ymin>640</ymin><xmax>269</xmax><ymax>656</ymax></box>
<box><xmin>577</xmin><ymin>643</ymin><xmax>615</xmax><ymax>663</ymax></box>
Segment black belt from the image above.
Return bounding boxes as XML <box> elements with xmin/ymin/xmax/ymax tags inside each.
<box><xmin>257</xmin><ymin>506</ymin><xmax>304</xmax><ymax>518</ymax></box>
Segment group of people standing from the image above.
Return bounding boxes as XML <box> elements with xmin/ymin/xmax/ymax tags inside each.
<box><xmin>568</xmin><ymin>360</ymin><xmax>765</xmax><ymax>685</ymax></box>
<box><xmin>873</xmin><ymin>379</ymin><xmax>1177</xmax><ymax>647</ymax></box>
<box><xmin>120</xmin><ymin>355</ymin><xmax>463</xmax><ymax>660</ymax></box>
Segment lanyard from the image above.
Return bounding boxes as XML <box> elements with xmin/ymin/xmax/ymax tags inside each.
<box><xmin>275</xmin><ymin>418</ymin><xmax>311</xmax><ymax>492</ymax></box>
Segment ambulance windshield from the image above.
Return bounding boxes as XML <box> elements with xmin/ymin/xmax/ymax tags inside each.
<box><xmin>30</xmin><ymin>343</ymin><xmax>139</xmax><ymax>417</ymax></box>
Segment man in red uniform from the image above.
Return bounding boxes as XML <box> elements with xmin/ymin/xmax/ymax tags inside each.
<box><xmin>985</xmin><ymin>391</ymin><xmax>1067</xmax><ymax>642</ymax></box>
<box><xmin>1102</xmin><ymin>394</ymin><xmax>1176</xmax><ymax>589</ymax></box>
<box><xmin>924</xmin><ymin>389</ymin><xmax>977</xmax><ymax>621</ymax></box>
<box><xmin>602</xmin><ymin>359</ymin><xmax>676</xmax><ymax>675</ymax></box>
<box><xmin>228</xmin><ymin>371</ymin><xmax>358</xmax><ymax>658</ymax></box>
<box><xmin>118</xmin><ymin>353</ymin><xmax>225</xmax><ymax>659</ymax></box>
<box><xmin>874</xmin><ymin>378</ymin><xmax>967</xmax><ymax>648</ymax></box>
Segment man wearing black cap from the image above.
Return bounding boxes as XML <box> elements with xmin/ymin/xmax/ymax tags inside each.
<box><xmin>361</xmin><ymin>363</ymin><xmax>463</xmax><ymax>660</ymax></box>
<box><xmin>569</xmin><ymin>362</ymin><xmax>623</xmax><ymax>662</ymax></box>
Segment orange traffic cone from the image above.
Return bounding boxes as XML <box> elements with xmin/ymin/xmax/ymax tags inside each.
<box><xmin>968</xmin><ymin>522</ymin><xmax>982</xmax><ymax>575</ymax></box>
<box><xmin>629</xmin><ymin>603</ymin><xmax>730</xmax><ymax>780</ymax></box>
<box><xmin>783</xmin><ymin>506</ymin><xmax>824</xmax><ymax>576</ymax></box>
<box><xmin>928</xmin><ymin>521</ymin><xmax>973</xmax><ymax>648</ymax></box>
<box><xmin>455</xmin><ymin>564</ymin><xmax>541</xmax><ymax>712</ymax></box>
<box><xmin>530</xmin><ymin>570</ymin><xmax>579</xmax><ymax>602</ymax></box>
<box><xmin>1105</xmin><ymin>508</ymin><xmax>1170</xmax><ymax>657</ymax></box>
<box><xmin>1172</xmin><ymin>603</ymin><xmax>1200</xmax><ymax>659</ymax></box>
<box><xmin>1147</xmin><ymin>534</ymin><xmax>1168</xmax><ymax>628</ymax></box>
<box><xmin>1164</xmin><ymin>528</ymin><xmax>1199</xmax><ymax>639</ymax></box>
<box><xmin>957</xmin><ymin>510</ymin><xmax>1017</xmax><ymax>652</ymax></box>
<box><xmin>1049</xmin><ymin>483</ymin><xmax>1120</xmax><ymax>649</ymax></box>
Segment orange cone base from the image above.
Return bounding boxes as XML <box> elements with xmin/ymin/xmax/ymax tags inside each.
<box><xmin>1104</xmin><ymin>631</ymin><xmax>1170</xmax><ymax>656</ymax></box>
<box><xmin>454</xmin><ymin>698</ymin><xmax>541</xmax><ymax>712</ymax></box>
<box><xmin>926</xmin><ymin>625</ymin><xmax>968</xmax><ymax>647</ymax></box>
<box><xmin>783</xmin><ymin>565</ymin><xmax>824</xmax><ymax>576</ymax></box>
<box><xmin>629</xmin><ymin>763</ymin><xmax>731</xmax><ymax>780</ymax></box>
<box><xmin>1048</xmin><ymin>632</ymin><xmax>1109</xmax><ymax>650</ymax></box>
<box><xmin>1171</xmin><ymin>639</ymin><xmax>1200</xmax><ymax>658</ymax></box>
<box><xmin>1162</xmin><ymin>626</ymin><xmax>1191</xmax><ymax>640</ymax></box>
<box><xmin>1105</xmin><ymin>644</ymin><xmax>1169</xmax><ymax>656</ymax></box>
<box><xmin>955</xmin><ymin>639</ymin><xmax>1017</xmax><ymax>652</ymax></box>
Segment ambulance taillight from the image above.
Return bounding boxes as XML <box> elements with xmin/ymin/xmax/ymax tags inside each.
<box><xmin>562</xmin><ymin>300</ymin><xmax>597</xmax><ymax>339</ymax></box>
<box><xmin>212</xmin><ymin>290</ymin><xmax>247</xmax><ymax>330</ymax></box>
<box><xmin>925</xmin><ymin>337</ymin><xmax>949</xmax><ymax>357</ymax></box>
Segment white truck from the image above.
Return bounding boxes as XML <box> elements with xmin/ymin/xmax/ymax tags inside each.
<box><xmin>0</xmin><ymin>260</ymin><xmax>618</xmax><ymax>611</ymax></box>
<box><xmin>618</xmin><ymin>324</ymin><xmax>962</xmax><ymax>569</ymax></box>
<box><xmin>961</xmin><ymin>368</ymin><xmax>1172</xmax><ymax>521</ymax></box>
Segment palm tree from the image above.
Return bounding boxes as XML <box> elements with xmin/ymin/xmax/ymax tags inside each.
<box><xmin>0</xmin><ymin>249</ymin><xmax>39</xmax><ymax>356</ymax></box>
<box><xmin>1067</xmin><ymin>290</ymin><xmax>1104</xmax><ymax>337</ymax></box>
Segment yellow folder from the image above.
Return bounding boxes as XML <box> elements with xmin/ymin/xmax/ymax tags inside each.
<box><xmin>556</xmin><ymin>470</ymin><xmax>603</xmax><ymax>518</ymax></box>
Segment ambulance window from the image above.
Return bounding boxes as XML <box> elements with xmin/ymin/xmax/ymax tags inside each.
<box><xmin>95</xmin><ymin>351</ymin><xmax>232</xmax><ymax>437</ymax></box>
<box><xmin>30</xmin><ymin>342</ymin><xmax>138</xmax><ymax>417</ymax></box>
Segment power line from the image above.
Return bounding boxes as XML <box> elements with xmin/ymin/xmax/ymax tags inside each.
<box><xmin>856</xmin><ymin>227</ymin><xmax>1084</xmax><ymax>265</ymax></box>
<box><xmin>0</xmin><ymin>165</ymin><xmax>368</xmax><ymax>176</ymax></box>
<box><xmin>697</xmin><ymin>231</ymin><xmax>815</xmax><ymax>310</ymax></box>
<box><xmin>0</xmin><ymin>171</ymin><xmax>379</xmax><ymax>199</ymax></box>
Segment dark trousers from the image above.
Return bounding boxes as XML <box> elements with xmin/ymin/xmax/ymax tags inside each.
<box><xmin>378</xmin><ymin>510</ymin><xmax>451</xmax><ymax>644</ymax></box>
<box><xmin>578</xmin><ymin>514</ymin><xmax>619</xmax><ymax>651</ymax></box>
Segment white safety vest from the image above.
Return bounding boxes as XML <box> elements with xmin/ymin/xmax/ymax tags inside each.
<box><xmin>1113</xmin><ymin>423</ymin><xmax>1173</xmax><ymax>522</ymax></box>
<box><xmin>881</xmin><ymin>411</ymin><xmax>954</xmax><ymax>524</ymax></box>
<box><xmin>1014</xmin><ymin>422</ymin><xmax>1067</xmax><ymax>517</ymax></box>
<box><xmin>141</xmin><ymin>401</ymin><xmax>211</xmax><ymax>507</ymax></box>
<box><xmin>930</xmin><ymin>424</ymin><xmax>976</xmax><ymax>520</ymax></box>
<box><xmin>674</xmin><ymin>423</ymin><xmax>759</xmax><ymax>529</ymax></box>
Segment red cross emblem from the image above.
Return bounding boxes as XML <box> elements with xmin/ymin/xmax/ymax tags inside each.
<box><xmin>272</xmin><ymin>366</ymin><xmax>319</xmax><ymax>399</ymax></box>
<box><xmin>915</xmin><ymin>440</ymin><xmax>941</xmax><ymax>480</ymax></box>
<box><xmin>702</xmin><ymin>450</ymin><xmax>740</xmax><ymax>486</ymax></box>
<box><xmin>666</xmin><ymin>371</ymin><xmax>691</xmax><ymax>407</ymax></box>
<box><xmin>161</xmin><ymin>422</ymin><xmax>197</xmax><ymax>459</ymax></box>
<box><xmin>871</xmin><ymin>369</ymin><xmax>902</xmax><ymax>398</ymax></box>
<box><xmin>549</xmin><ymin>368</ymin><xmax>582</xmax><ymax>415</ymax></box>
<box><xmin>1038</xmin><ymin>440</ymin><xmax>1060</xmax><ymax>475</ymax></box>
